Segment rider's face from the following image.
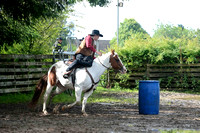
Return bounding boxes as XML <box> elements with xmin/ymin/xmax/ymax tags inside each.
<box><xmin>93</xmin><ymin>35</ymin><xmax>99</xmax><ymax>41</ymax></box>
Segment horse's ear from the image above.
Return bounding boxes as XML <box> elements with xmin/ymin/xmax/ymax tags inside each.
<box><xmin>111</xmin><ymin>49</ymin><xmax>115</xmax><ymax>55</ymax></box>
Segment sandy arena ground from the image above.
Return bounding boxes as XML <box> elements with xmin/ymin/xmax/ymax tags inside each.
<box><xmin>0</xmin><ymin>92</ymin><xmax>200</xmax><ymax>133</ymax></box>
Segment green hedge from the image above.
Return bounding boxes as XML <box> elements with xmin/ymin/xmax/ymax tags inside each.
<box><xmin>112</xmin><ymin>34</ymin><xmax>200</xmax><ymax>68</ymax></box>
<box><xmin>107</xmin><ymin>33</ymin><xmax>200</xmax><ymax>92</ymax></box>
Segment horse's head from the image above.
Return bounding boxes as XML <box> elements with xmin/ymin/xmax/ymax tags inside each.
<box><xmin>110</xmin><ymin>49</ymin><xmax>127</xmax><ymax>74</ymax></box>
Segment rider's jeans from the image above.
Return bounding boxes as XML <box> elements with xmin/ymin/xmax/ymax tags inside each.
<box><xmin>66</xmin><ymin>54</ymin><xmax>93</xmax><ymax>71</ymax></box>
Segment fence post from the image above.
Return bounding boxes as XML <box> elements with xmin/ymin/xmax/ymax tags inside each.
<box><xmin>146</xmin><ymin>64</ymin><xmax>150</xmax><ymax>79</ymax></box>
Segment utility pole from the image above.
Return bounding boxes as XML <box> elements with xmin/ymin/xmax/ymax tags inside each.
<box><xmin>117</xmin><ymin>0</ymin><xmax>119</xmax><ymax>45</ymax></box>
<box><xmin>117</xmin><ymin>0</ymin><xmax>123</xmax><ymax>46</ymax></box>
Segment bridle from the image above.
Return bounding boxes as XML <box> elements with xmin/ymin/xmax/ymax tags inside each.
<box><xmin>85</xmin><ymin>53</ymin><xmax>125</xmax><ymax>93</ymax></box>
<box><xmin>110</xmin><ymin>55</ymin><xmax>124</xmax><ymax>72</ymax></box>
<box><xmin>97</xmin><ymin>54</ymin><xmax>124</xmax><ymax>72</ymax></box>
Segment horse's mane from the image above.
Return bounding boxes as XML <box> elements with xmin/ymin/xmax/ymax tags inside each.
<box><xmin>94</xmin><ymin>51</ymin><xmax>111</xmax><ymax>62</ymax></box>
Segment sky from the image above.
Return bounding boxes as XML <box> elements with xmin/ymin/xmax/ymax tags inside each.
<box><xmin>69</xmin><ymin>0</ymin><xmax>200</xmax><ymax>40</ymax></box>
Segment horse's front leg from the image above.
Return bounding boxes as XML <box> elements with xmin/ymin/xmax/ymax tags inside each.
<box><xmin>82</xmin><ymin>89</ymin><xmax>94</xmax><ymax>116</ymax></box>
<box><xmin>62</xmin><ymin>87</ymin><xmax>82</xmax><ymax>111</ymax></box>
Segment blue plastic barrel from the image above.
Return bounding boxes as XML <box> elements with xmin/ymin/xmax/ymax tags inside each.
<box><xmin>139</xmin><ymin>80</ymin><xmax>160</xmax><ymax>115</ymax></box>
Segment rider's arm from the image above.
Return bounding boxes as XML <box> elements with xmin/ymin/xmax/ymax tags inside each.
<box><xmin>85</xmin><ymin>35</ymin><xmax>96</xmax><ymax>52</ymax></box>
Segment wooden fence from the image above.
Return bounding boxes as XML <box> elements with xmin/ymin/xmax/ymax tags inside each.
<box><xmin>1</xmin><ymin>54</ymin><xmax>200</xmax><ymax>93</ymax></box>
<box><xmin>0</xmin><ymin>54</ymin><xmax>54</xmax><ymax>93</ymax></box>
<box><xmin>147</xmin><ymin>64</ymin><xmax>200</xmax><ymax>90</ymax></box>
<box><xmin>111</xmin><ymin>64</ymin><xmax>200</xmax><ymax>91</ymax></box>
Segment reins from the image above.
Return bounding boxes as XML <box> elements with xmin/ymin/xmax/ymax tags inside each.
<box><xmin>98</xmin><ymin>57</ymin><xmax>110</xmax><ymax>69</ymax></box>
<box><xmin>84</xmin><ymin>57</ymin><xmax>109</xmax><ymax>93</ymax></box>
<box><xmin>85</xmin><ymin>54</ymin><xmax>124</xmax><ymax>93</ymax></box>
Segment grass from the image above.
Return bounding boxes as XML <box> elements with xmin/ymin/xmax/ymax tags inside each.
<box><xmin>88</xmin><ymin>87</ymin><xmax>138</xmax><ymax>104</ymax></box>
<box><xmin>1</xmin><ymin>86</ymin><xmax>199</xmax><ymax>105</ymax></box>
<box><xmin>0</xmin><ymin>92</ymin><xmax>34</xmax><ymax>104</ymax></box>
<box><xmin>0</xmin><ymin>87</ymin><xmax>138</xmax><ymax>104</ymax></box>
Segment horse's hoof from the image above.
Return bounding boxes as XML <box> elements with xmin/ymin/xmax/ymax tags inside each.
<box><xmin>53</xmin><ymin>110</ymin><xmax>60</xmax><ymax>114</ymax></box>
<box><xmin>83</xmin><ymin>113</ymin><xmax>88</xmax><ymax>117</ymax></box>
<box><xmin>61</xmin><ymin>105</ymin><xmax>67</xmax><ymax>111</ymax></box>
<box><xmin>43</xmin><ymin>110</ymin><xmax>49</xmax><ymax>115</ymax></box>
<box><xmin>82</xmin><ymin>111</ymin><xmax>88</xmax><ymax>117</ymax></box>
<box><xmin>53</xmin><ymin>105</ymin><xmax>60</xmax><ymax>114</ymax></box>
<box><xmin>67</xmin><ymin>105</ymin><xmax>72</xmax><ymax>109</ymax></box>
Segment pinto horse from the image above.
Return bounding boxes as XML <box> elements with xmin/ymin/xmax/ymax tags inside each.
<box><xmin>29</xmin><ymin>50</ymin><xmax>127</xmax><ymax>116</ymax></box>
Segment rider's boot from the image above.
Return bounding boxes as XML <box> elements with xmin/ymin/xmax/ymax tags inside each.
<box><xmin>63</xmin><ymin>70</ymin><xmax>73</xmax><ymax>78</ymax></box>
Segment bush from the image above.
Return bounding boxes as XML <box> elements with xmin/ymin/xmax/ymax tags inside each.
<box><xmin>107</xmin><ymin>33</ymin><xmax>200</xmax><ymax>91</ymax></box>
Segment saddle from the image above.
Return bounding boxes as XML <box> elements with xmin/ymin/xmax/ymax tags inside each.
<box><xmin>63</xmin><ymin>59</ymin><xmax>84</xmax><ymax>86</ymax></box>
<box><xmin>63</xmin><ymin>59</ymin><xmax>84</xmax><ymax>79</ymax></box>
<box><xmin>63</xmin><ymin>60</ymin><xmax>99</xmax><ymax>92</ymax></box>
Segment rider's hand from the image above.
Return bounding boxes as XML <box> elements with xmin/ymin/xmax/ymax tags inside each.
<box><xmin>96</xmin><ymin>51</ymin><xmax>102</xmax><ymax>56</ymax></box>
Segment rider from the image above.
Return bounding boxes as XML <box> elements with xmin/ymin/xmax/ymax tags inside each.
<box><xmin>63</xmin><ymin>30</ymin><xmax>103</xmax><ymax>78</ymax></box>
<box><xmin>53</xmin><ymin>37</ymin><xmax>63</xmax><ymax>51</ymax></box>
<box><xmin>53</xmin><ymin>37</ymin><xmax>63</xmax><ymax>60</ymax></box>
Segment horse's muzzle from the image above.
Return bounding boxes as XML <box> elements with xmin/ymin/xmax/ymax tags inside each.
<box><xmin>120</xmin><ymin>67</ymin><xmax>127</xmax><ymax>74</ymax></box>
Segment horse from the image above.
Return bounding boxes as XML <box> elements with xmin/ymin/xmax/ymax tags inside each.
<box><xmin>29</xmin><ymin>49</ymin><xmax>127</xmax><ymax>116</ymax></box>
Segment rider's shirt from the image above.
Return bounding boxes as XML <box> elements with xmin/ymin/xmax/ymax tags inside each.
<box><xmin>75</xmin><ymin>35</ymin><xmax>96</xmax><ymax>57</ymax></box>
<box><xmin>85</xmin><ymin>35</ymin><xmax>96</xmax><ymax>53</ymax></box>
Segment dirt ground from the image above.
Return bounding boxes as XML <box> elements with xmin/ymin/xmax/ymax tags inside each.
<box><xmin>0</xmin><ymin>92</ymin><xmax>200</xmax><ymax>133</ymax></box>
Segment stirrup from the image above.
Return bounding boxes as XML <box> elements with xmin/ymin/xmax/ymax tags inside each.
<box><xmin>63</xmin><ymin>71</ymin><xmax>72</xmax><ymax>79</ymax></box>
<box><xmin>63</xmin><ymin>74</ymin><xmax>69</xmax><ymax>79</ymax></box>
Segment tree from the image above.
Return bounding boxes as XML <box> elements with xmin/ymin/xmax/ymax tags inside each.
<box><xmin>153</xmin><ymin>23</ymin><xmax>196</xmax><ymax>40</ymax></box>
<box><xmin>0</xmin><ymin>0</ymin><xmax>111</xmax><ymax>46</ymax></box>
<box><xmin>0</xmin><ymin>0</ymin><xmax>110</xmax><ymax>24</ymax></box>
<box><xmin>110</xmin><ymin>18</ymin><xmax>148</xmax><ymax>47</ymax></box>
<box><xmin>0</xmin><ymin>12</ymin><xmax>73</xmax><ymax>54</ymax></box>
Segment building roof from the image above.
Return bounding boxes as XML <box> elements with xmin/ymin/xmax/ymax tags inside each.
<box><xmin>98</xmin><ymin>40</ymin><xmax>110</xmax><ymax>51</ymax></box>
<box><xmin>68</xmin><ymin>38</ymin><xmax>111</xmax><ymax>52</ymax></box>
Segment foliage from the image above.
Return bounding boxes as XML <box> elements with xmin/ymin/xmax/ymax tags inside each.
<box><xmin>108</xmin><ymin>23</ymin><xmax>200</xmax><ymax>91</ymax></box>
<box><xmin>0</xmin><ymin>0</ymin><xmax>110</xmax><ymax>25</ymax></box>
<box><xmin>153</xmin><ymin>23</ymin><xmax>198</xmax><ymax>40</ymax></box>
<box><xmin>112</xmin><ymin>32</ymin><xmax>200</xmax><ymax>68</ymax></box>
<box><xmin>110</xmin><ymin>18</ymin><xmax>149</xmax><ymax>47</ymax></box>
<box><xmin>0</xmin><ymin>0</ymin><xmax>111</xmax><ymax>46</ymax></box>
<box><xmin>0</xmin><ymin>11</ymin><xmax>73</xmax><ymax>54</ymax></box>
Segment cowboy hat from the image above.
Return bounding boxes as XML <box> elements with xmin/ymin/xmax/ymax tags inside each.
<box><xmin>90</xmin><ymin>30</ymin><xmax>103</xmax><ymax>37</ymax></box>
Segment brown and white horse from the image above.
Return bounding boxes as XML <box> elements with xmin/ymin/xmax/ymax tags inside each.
<box><xmin>29</xmin><ymin>50</ymin><xmax>127</xmax><ymax>116</ymax></box>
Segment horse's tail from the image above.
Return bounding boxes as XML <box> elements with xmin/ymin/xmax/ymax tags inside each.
<box><xmin>29</xmin><ymin>74</ymin><xmax>48</xmax><ymax>108</ymax></box>
<box><xmin>29</xmin><ymin>66</ymin><xmax>57</xmax><ymax>108</ymax></box>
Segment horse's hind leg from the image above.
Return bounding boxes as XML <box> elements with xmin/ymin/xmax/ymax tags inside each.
<box><xmin>48</xmin><ymin>86</ymin><xmax>66</xmax><ymax>106</ymax></box>
<box><xmin>82</xmin><ymin>89</ymin><xmax>94</xmax><ymax>116</ymax></box>
<box><xmin>49</xmin><ymin>87</ymin><xmax>67</xmax><ymax>114</ymax></box>
<box><xmin>43</xmin><ymin>84</ymin><xmax>54</xmax><ymax>115</ymax></box>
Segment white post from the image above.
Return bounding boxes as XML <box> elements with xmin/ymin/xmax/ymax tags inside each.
<box><xmin>117</xmin><ymin>0</ymin><xmax>119</xmax><ymax>46</ymax></box>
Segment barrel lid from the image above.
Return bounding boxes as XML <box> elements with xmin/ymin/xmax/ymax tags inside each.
<box><xmin>139</xmin><ymin>80</ymin><xmax>159</xmax><ymax>83</ymax></box>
